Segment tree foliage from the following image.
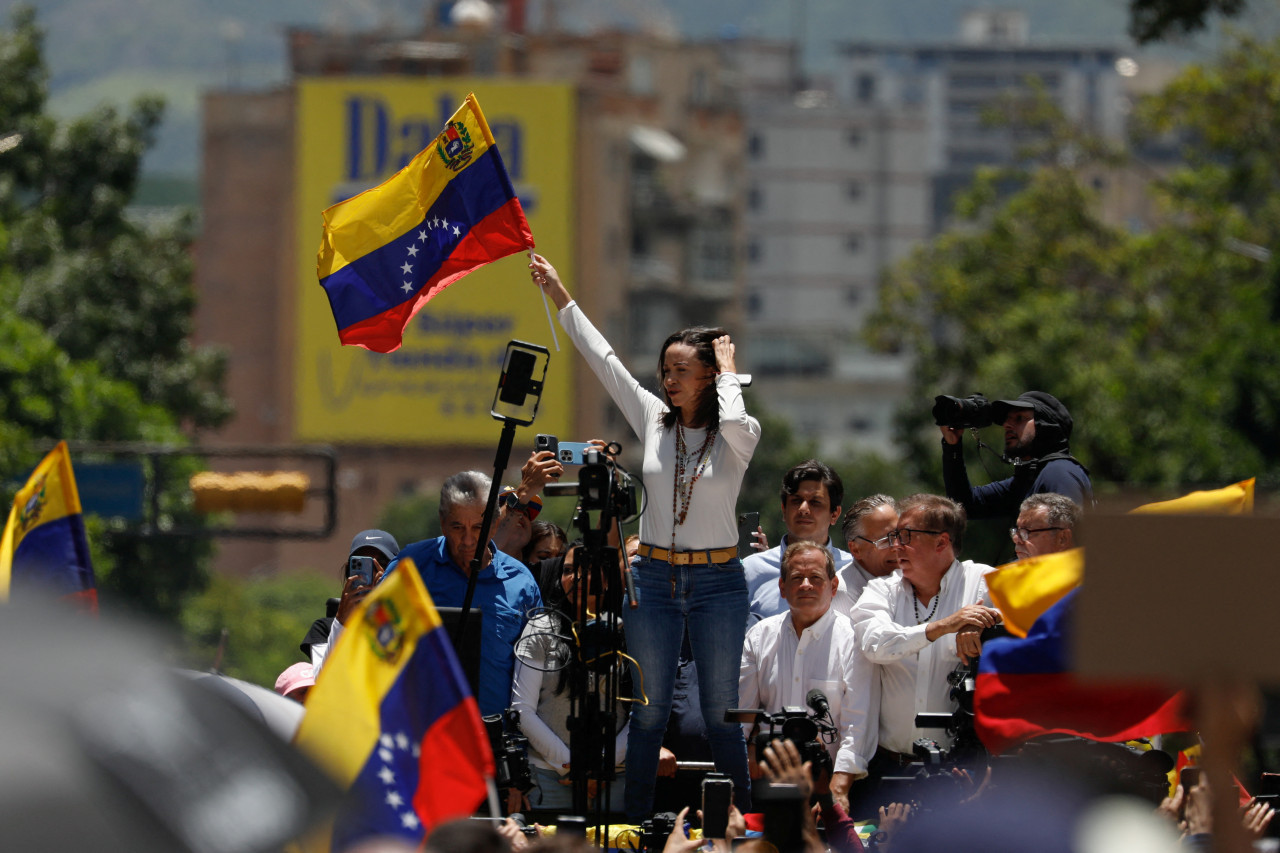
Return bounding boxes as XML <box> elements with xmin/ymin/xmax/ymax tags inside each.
<box><xmin>1128</xmin><ymin>0</ymin><xmax>1247</xmax><ymax>44</ymax></box>
<box><xmin>868</xmin><ymin>36</ymin><xmax>1280</xmax><ymax>500</ymax></box>
<box><xmin>181</xmin><ymin>572</ymin><xmax>334</xmax><ymax>688</ymax></box>
<box><xmin>0</xmin><ymin>6</ymin><xmax>231</xmax><ymax>431</ymax></box>
<box><xmin>0</xmin><ymin>6</ymin><xmax>231</xmax><ymax>619</ymax></box>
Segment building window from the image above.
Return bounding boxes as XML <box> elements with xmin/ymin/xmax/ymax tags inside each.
<box><xmin>748</xmin><ymin>184</ymin><xmax>762</xmax><ymax>210</ymax></box>
<box><xmin>748</xmin><ymin>132</ymin><xmax>765</xmax><ymax>159</ymax></box>
<box><xmin>747</xmin><ymin>239</ymin><xmax>762</xmax><ymax>263</ymax></box>
<box><xmin>629</xmin><ymin>55</ymin><xmax>654</xmax><ymax>96</ymax></box>
<box><xmin>847</xmin><ymin>181</ymin><xmax>862</xmax><ymax>200</ymax></box>
<box><xmin>691</xmin><ymin>68</ymin><xmax>710</xmax><ymax>105</ymax></box>
<box><xmin>845</xmin><ymin>234</ymin><xmax>862</xmax><ymax>253</ymax></box>
<box><xmin>845</xmin><ymin>286</ymin><xmax>862</xmax><ymax>304</ymax></box>
<box><xmin>847</xmin><ymin>129</ymin><xmax>864</xmax><ymax>147</ymax></box>
<box><xmin>857</xmin><ymin>73</ymin><xmax>876</xmax><ymax>103</ymax></box>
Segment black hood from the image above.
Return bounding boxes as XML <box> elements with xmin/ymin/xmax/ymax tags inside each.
<box><xmin>990</xmin><ymin>391</ymin><xmax>1073</xmax><ymax>458</ymax></box>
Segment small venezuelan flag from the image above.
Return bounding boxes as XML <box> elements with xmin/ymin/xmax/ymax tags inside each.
<box><xmin>317</xmin><ymin>92</ymin><xmax>535</xmax><ymax>353</ymax></box>
<box><xmin>293</xmin><ymin>557</ymin><xmax>493</xmax><ymax>852</ymax></box>
<box><xmin>0</xmin><ymin>441</ymin><xmax>98</xmax><ymax>613</ymax></box>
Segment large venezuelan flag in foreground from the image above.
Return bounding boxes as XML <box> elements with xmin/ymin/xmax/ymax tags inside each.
<box><xmin>0</xmin><ymin>442</ymin><xmax>97</xmax><ymax>612</ymax></box>
<box><xmin>974</xmin><ymin>479</ymin><xmax>1254</xmax><ymax>753</ymax></box>
<box><xmin>294</xmin><ymin>558</ymin><xmax>492</xmax><ymax>852</ymax></box>
<box><xmin>317</xmin><ymin>93</ymin><xmax>535</xmax><ymax>353</ymax></box>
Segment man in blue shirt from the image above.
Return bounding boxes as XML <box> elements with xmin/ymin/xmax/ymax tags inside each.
<box><xmin>742</xmin><ymin>459</ymin><xmax>851</xmax><ymax>623</ymax></box>
<box><xmin>387</xmin><ymin>470</ymin><xmax>542</xmax><ymax>716</ymax></box>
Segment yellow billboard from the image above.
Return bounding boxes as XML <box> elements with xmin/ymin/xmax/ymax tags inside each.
<box><xmin>293</xmin><ymin>79</ymin><xmax>574</xmax><ymax>444</ymax></box>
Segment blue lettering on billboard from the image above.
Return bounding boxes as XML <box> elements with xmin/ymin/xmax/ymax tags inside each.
<box><xmin>344</xmin><ymin>92</ymin><xmax>525</xmax><ymax>182</ymax></box>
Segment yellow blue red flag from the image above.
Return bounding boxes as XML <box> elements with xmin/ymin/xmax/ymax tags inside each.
<box><xmin>0</xmin><ymin>442</ymin><xmax>98</xmax><ymax>612</ymax></box>
<box><xmin>317</xmin><ymin>92</ymin><xmax>535</xmax><ymax>353</ymax></box>
<box><xmin>974</xmin><ymin>480</ymin><xmax>1254</xmax><ymax>753</ymax></box>
<box><xmin>293</xmin><ymin>557</ymin><xmax>493</xmax><ymax>851</ymax></box>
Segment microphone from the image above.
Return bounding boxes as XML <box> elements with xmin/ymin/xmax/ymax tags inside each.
<box><xmin>806</xmin><ymin>688</ymin><xmax>831</xmax><ymax>719</ymax></box>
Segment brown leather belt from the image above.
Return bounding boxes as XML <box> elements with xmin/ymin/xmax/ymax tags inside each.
<box><xmin>636</xmin><ymin>543</ymin><xmax>738</xmax><ymax>565</ymax></box>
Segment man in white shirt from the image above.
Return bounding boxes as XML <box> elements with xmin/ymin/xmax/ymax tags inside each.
<box><xmin>743</xmin><ymin>460</ymin><xmax>850</xmax><ymax>622</ymax></box>
<box><xmin>851</xmin><ymin>494</ymin><xmax>1000</xmax><ymax>778</ymax></box>
<box><xmin>833</xmin><ymin>494</ymin><xmax>900</xmax><ymax>616</ymax></box>
<box><xmin>739</xmin><ymin>541</ymin><xmax>878</xmax><ymax>813</ymax></box>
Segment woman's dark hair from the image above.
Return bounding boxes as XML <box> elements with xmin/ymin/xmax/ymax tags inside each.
<box><xmin>522</xmin><ymin>520</ymin><xmax>567</xmax><ymax>565</ymax></box>
<box><xmin>657</xmin><ymin>326</ymin><xmax>726</xmax><ymax>430</ymax></box>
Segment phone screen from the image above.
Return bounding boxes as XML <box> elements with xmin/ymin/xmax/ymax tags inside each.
<box><xmin>737</xmin><ymin>512</ymin><xmax>759</xmax><ymax>556</ymax></box>
<box><xmin>702</xmin><ymin>776</ymin><xmax>733</xmax><ymax>839</ymax></box>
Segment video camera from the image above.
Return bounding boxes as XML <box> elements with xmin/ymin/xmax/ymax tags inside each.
<box><xmin>638</xmin><ymin>811</ymin><xmax>680</xmax><ymax>852</ymax></box>
<box><xmin>734</xmin><ymin>690</ymin><xmax>837</xmax><ymax>783</ymax></box>
<box><xmin>932</xmin><ymin>393</ymin><xmax>994</xmax><ymax>429</ymax></box>
<box><xmin>482</xmin><ymin>709</ymin><xmax>532</xmax><ymax>794</ymax></box>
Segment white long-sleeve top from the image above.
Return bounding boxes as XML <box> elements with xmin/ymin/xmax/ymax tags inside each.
<box><xmin>738</xmin><ymin>607</ymin><xmax>879</xmax><ymax>776</ymax></box>
<box><xmin>850</xmin><ymin>559</ymin><xmax>993</xmax><ymax>754</ymax></box>
<box><xmin>510</xmin><ymin>612</ymin><xmax>628</xmax><ymax>774</ymax></box>
<box><xmin>559</xmin><ymin>301</ymin><xmax>760</xmax><ymax>550</ymax></box>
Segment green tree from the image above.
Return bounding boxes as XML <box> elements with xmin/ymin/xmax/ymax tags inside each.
<box><xmin>868</xmin><ymin>37</ymin><xmax>1280</xmax><ymax>535</ymax></box>
<box><xmin>181</xmin><ymin>572</ymin><xmax>334</xmax><ymax>688</ymax></box>
<box><xmin>0</xmin><ymin>7</ymin><xmax>230</xmax><ymax>618</ymax></box>
<box><xmin>0</xmin><ymin>6</ymin><xmax>230</xmax><ymax>430</ymax></box>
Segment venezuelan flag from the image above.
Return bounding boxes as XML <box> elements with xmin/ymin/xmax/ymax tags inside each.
<box><xmin>974</xmin><ymin>481</ymin><xmax>1252</xmax><ymax>753</ymax></box>
<box><xmin>0</xmin><ymin>442</ymin><xmax>98</xmax><ymax>612</ymax></box>
<box><xmin>317</xmin><ymin>92</ymin><xmax>535</xmax><ymax>353</ymax></box>
<box><xmin>974</xmin><ymin>589</ymin><xmax>1190</xmax><ymax>754</ymax></box>
<box><xmin>293</xmin><ymin>558</ymin><xmax>493</xmax><ymax>851</ymax></box>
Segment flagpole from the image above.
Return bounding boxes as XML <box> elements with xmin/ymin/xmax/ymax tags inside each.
<box><xmin>539</xmin><ymin>288</ymin><xmax>560</xmax><ymax>351</ymax></box>
<box><xmin>485</xmin><ymin>778</ymin><xmax>502</xmax><ymax>819</ymax></box>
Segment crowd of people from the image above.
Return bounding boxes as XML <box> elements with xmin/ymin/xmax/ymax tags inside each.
<box><xmin>275</xmin><ymin>253</ymin><xmax>1273</xmax><ymax>851</ymax></box>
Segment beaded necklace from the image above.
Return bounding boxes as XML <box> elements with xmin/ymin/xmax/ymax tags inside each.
<box><xmin>911</xmin><ymin>583</ymin><xmax>940</xmax><ymax>624</ymax></box>
<box><xmin>671</xmin><ymin>421</ymin><xmax>717</xmax><ymax>554</ymax></box>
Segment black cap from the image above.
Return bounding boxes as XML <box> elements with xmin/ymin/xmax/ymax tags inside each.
<box><xmin>989</xmin><ymin>391</ymin><xmax>1073</xmax><ymax>440</ymax></box>
<box><xmin>348</xmin><ymin>529</ymin><xmax>400</xmax><ymax>562</ymax></box>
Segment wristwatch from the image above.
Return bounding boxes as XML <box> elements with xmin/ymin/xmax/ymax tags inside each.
<box><xmin>503</xmin><ymin>491</ymin><xmax>528</xmax><ymax>511</ymax></box>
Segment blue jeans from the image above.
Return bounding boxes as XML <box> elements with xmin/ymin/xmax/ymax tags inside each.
<box><xmin>623</xmin><ymin>555</ymin><xmax>750</xmax><ymax>821</ymax></box>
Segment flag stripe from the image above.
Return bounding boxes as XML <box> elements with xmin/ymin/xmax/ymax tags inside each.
<box><xmin>318</xmin><ymin>96</ymin><xmax>497</xmax><ymax>278</ymax></box>
<box><xmin>333</xmin><ymin>198</ymin><xmax>533</xmax><ymax>352</ymax></box>
<box><xmin>294</xmin><ymin>558</ymin><xmax>491</xmax><ymax>851</ymax></box>
<box><xmin>330</xmin><ymin>622</ymin><xmax>488</xmax><ymax>848</ymax></box>
<box><xmin>316</xmin><ymin>93</ymin><xmax>535</xmax><ymax>354</ymax></box>
<box><xmin>321</xmin><ymin>146</ymin><xmax>522</xmax><ymax>330</ymax></box>
<box><xmin>0</xmin><ymin>442</ymin><xmax>97</xmax><ymax>604</ymax></box>
<box><xmin>414</xmin><ymin>700</ymin><xmax>492</xmax><ymax>825</ymax></box>
<box><xmin>975</xmin><ymin>589</ymin><xmax>1190</xmax><ymax>753</ymax></box>
<box><xmin>10</xmin><ymin>514</ymin><xmax>96</xmax><ymax>595</ymax></box>
<box><xmin>974</xmin><ymin>672</ymin><xmax>1188</xmax><ymax>754</ymax></box>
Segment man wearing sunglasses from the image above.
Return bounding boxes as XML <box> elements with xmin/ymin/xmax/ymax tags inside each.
<box><xmin>1011</xmin><ymin>493</ymin><xmax>1080</xmax><ymax>560</ymax></box>
<box><xmin>850</xmin><ymin>494</ymin><xmax>999</xmax><ymax>784</ymax></box>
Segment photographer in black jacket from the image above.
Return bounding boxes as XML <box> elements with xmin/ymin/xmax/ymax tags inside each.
<box><xmin>939</xmin><ymin>391</ymin><xmax>1091</xmax><ymax>521</ymax></box>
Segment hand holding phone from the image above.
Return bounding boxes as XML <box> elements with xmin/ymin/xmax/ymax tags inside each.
<box><xmin>701</xmin><ymin>774</ymin><xmax>733</xmax><ymax>839</ymax></box>
<box><xmin>347</xmin><ymin>555</ymin><xmax>377</xmax><ymax>587</ymax></box>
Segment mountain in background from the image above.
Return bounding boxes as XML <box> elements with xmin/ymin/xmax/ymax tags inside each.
<box><xmin>3</xmin><ymin>0</ymin><xmax>1265</xmax><ymax>180</ymax></box>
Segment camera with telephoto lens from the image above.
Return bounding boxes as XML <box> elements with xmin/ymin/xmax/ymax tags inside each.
<box><xmin>639</xmin><ymin>811</ymin><xmax>680</xmax><ymax>851</ymax></box>
<box><xmin>482</xmin><ymin>709</ymin><xmax>533</xmax><ymax>793</ymax></box>
<box><xmin>932</xmin><ymin>393</ymin><xmax>994</xmax><ymax>429</ymax></box>
<box><xmin>753</xmin><ymin>706</ymin><xmax>835</xmax><ymax>783</ymax></box>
